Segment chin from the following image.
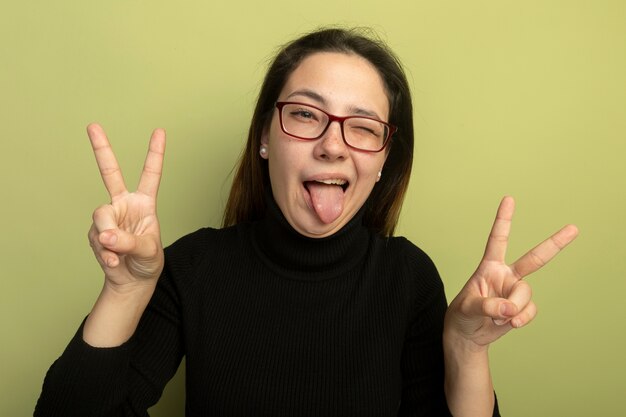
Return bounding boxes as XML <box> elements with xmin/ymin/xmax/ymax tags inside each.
<box><xmin>296</xmin><ymin>213</ymin><xmax>352</xmax><ymax>239</ymax></box>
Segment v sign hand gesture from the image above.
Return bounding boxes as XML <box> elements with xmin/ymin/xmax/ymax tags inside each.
<box><xmin>442</xmin><ymin>197</ymin><xmax>578</xmax><ymax>417</ymax></box>
<box><xmin>445</xmin><ymin>196</ymin><xmax>579</xmax><ymax>347</ymax></box>
<box><xmin>87</xmin><ymin>123</ymin><xmax>165</xmax><ymax>287</ymax></box>
<box><xmin>83</xmin><ymin>123</ymin><xmax>166</xmax><ymax>347</ymax></box>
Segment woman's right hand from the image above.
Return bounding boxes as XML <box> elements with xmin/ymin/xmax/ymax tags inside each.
<box><xmin>86</xmin><ymin>123</ymin><xmax>166</xmax><ymax>292</ymax></box>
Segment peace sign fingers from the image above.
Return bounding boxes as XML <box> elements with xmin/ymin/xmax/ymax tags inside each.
<box><xmin>87</xmin><ymin>123</ymin><xmax>128</xmax><ymax>199</ymax></box>
<box><xmin>445</xmin><ymin>197</ymin><xmax>579</xmax><ymax>350</ymax></box>
<box><xmin>511</xmin><ymin>224</ymin><xmax>579</xmax><ymax>279</ymax></box>
<box><xmin>85</xmin><ymin>124</ymin><xmax>167</xmax><ymax>286</ymax></box>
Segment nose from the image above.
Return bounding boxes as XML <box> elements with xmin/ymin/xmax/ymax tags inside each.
<box><xmin>314</xmin><ymin>120</ymin><xmax>349</xmax><ymax>161</ymax></box>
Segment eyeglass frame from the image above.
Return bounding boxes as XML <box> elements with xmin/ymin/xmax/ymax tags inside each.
<box><xmin>275</xmin><ymin>101</ymin><xmax>397</xmax><ymax>153</ymax></box>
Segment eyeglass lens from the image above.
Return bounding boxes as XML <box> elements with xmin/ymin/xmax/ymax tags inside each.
<box><xmin>280</xmin><ymin>103</ymin><xmax>389</xmax><ymax>151</ymax></box>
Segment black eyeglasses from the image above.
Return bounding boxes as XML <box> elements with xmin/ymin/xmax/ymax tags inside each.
<box><xmin>275</xmin><ymin>102</ymin><xmax>397</xmax><ymax>152</ymax></box>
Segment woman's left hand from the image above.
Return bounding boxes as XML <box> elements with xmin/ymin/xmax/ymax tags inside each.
<box><xmin>444</xmin><ymin>196</ymin><xmax>579</xmax><ymax>348</ymax></box>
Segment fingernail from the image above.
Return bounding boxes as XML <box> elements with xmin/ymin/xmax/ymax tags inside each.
<box><xmin>499</xmin><ymin>304</ymin><xmax>509</xmax><ymax>316</ymax></box>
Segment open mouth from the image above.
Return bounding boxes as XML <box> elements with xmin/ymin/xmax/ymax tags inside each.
<box><xmin>303</xmin><ymin>179</ymin><xmax>349</xmax><ymax>192</ymax></box>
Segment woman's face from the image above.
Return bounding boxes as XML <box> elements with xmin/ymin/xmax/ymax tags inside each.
<box><xmin>261</xmin><ymin>52</ymin><xmax>389</xmax><ymax>238</ymax></box>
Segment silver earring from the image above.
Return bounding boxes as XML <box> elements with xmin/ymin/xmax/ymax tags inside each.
<box><xmin>259</xmin><ymin>145</ymin><xmax>268</xmax><ymax>158</ymax></box>
<box><xmin>376</xmin><ymin>171</ymin><xmax>382</xmax><ymax>182</ymax></box>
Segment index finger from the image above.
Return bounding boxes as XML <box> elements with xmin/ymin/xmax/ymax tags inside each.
<box><xmin>510</xmin><ymin>224</ymin><xmax>579</xmax><ymax>278</ymax></box>
<box><xmin>87</xmin><ymin>123</ymin><xmax>128</xmax><ymax>199</ymax></box>
<box><xmin>482</xmin><ymin>196</ymin><xmax>516</xmax><ymax>263</ymax></box>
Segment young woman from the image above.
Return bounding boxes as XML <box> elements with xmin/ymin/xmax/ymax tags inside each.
<box><xmin>35</xmin><ymin>28</ymin><xmax>578</xmax><ymax>417</ymax></box>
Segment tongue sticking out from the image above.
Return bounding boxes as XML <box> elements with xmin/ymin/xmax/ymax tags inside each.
<box><xmin>306</xmin><ymin>182</ymin><xmax>345</xmax><ymax>224</ymax></box>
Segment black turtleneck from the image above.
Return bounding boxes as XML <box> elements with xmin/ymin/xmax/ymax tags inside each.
<box><xmin>251</xmin><ymin>192</ymin><xmax>370</xmax><ymax>279</ymax></box>
<box><xmin>36</xmin><ymin>196</ymin><xmax>497</xmax><ymax>416</ymax></box>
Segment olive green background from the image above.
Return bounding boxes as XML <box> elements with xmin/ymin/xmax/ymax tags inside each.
<box><xmin>1</xmin><ymin>1</ymin><xmax>624</xmax><ymax>416</ymax></box>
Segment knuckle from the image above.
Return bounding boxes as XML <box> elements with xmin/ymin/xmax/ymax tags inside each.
<box><xmin>100</xmin><ymin>165</ymin><xmax>121</xmax><ymax>177</ymax></box>
<box><xmin>481</xmin><ymin>299</ymin><xmax>497</xmax><ymax>318</ymax></box>
<box><xmin>92</xmin><ymin>204</ymin><xmax>111</xmax><ymax>223</ymax></box>
<box><xmin>510</xmin><ymin>264</ymin><xmax>524</xmax><ymax>280</ymax></box>
<box><xmin>457</xmin><ymin>296</ymin><xmax>475</xmax><ymax>315</ymax></box>
<box><xmin>489</xmin><ymin>233</ymin><xmax>508</xmax><ymax>244</ymax></box>
<box><xmin>93</xmin><ymin>250</ymin><xmax>106</xmax><ymax>267</ymax></box>
<box><xmin>481</xmin><ymin>300</ymin><xmax>492</xmax><ymax>317</ymax></box>
<box><xmin>514</xmin><ymin>279</ymin><xmax>532</xmax><ymax>296</ymax></box>
<box><xmin>87</xmin><ymin>226</ymin><xmax>97</xmax><ymax>243</ymax></box>
<box><xmin>143</xmin><ymin>239</ymin><xmax>160</xmax><ymax>258</ymax></box>
<box><xmin>529</xmin><ymin>250</ymin><xmax>547</xmax><ymax>268</ymax></box>
<box><xmin>550</xmin><ymin>235</ymin><xmax>566</xmax><ymax>250</ymax></box>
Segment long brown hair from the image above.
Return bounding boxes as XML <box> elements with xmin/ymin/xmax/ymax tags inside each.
<box><xmin>223</xmin><ymin>27</ymin><xmax>414</xmax><ymax>236</ymax></box>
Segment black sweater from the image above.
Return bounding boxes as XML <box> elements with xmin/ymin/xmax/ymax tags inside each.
<box><xmin>36</xmin><ymin>199</ymin><xmax>499</xmax><ymax>416</ymax></box>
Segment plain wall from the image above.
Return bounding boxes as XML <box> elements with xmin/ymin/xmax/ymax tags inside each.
<box><xmin>1</xmin><ymin>1</ymin><xmax>624</xmax><ymax>416</ymax></box>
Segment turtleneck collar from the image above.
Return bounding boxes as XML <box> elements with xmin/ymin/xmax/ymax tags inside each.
<box><xmin>250</xmin><ymin>190</ymin><xmax>371</xmax><ymax>281</ymax></box>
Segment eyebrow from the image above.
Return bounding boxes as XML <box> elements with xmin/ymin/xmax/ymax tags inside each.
<box><xmin>285</xmin><ymin>89</ymin><xmax>384</xmax><ymax>120</ymax></box>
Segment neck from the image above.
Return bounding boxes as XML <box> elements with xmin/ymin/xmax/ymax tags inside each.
<box><xmin>250</xmin><ymin>192</ymin><xmax>370</xmax><ymax>280</ymax></box>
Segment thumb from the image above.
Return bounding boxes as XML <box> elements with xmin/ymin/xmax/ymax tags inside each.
<box><xmin>461</xmin><ymin>295</ymin><xmax>518</xmax><ymax>324</ymax></box>
<box><xmin>99</xmin><ymin>229</ymin><xmax>161</xmax><ymax>259</ymax></box>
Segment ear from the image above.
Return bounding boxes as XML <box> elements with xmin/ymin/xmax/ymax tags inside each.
<box><xmin>376</xmin><ymin>149</ymin><xmax>390</xmax><ymax>182</ymax></box>
<box><xmin>260</xmin><ymin>125</ymin><xmax>270</xmax><ymax>146</ymax></box>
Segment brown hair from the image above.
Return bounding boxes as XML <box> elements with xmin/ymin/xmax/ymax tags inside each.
<box><xmin>223</xmin><ymin>27</ymin><xmax>414</xmax><ymax>236</ymax></box>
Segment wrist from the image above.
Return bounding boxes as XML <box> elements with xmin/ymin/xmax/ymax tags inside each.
<box><xmin>443</xmin><ymin>329</ymin><xmax>491</xmax><ymax>391</ymax></box>
<box><xmin>443</xmin><ymin>330</ymin><xmax>494</xmax><ymax>417</ymax></box>
<box><xmin>103</xmin><ymin>275</ymin><xmax>158</xmax><ymax>297</ymax></box>
<box><xmin>443</xmin><ymin>327</ymin><xmax>490</xmax><ymax>357</ymax></box>
<box><xmin>83</xmin><ymin>281</ymin><xmax>156</xmax><ymax>347</ymax></box>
